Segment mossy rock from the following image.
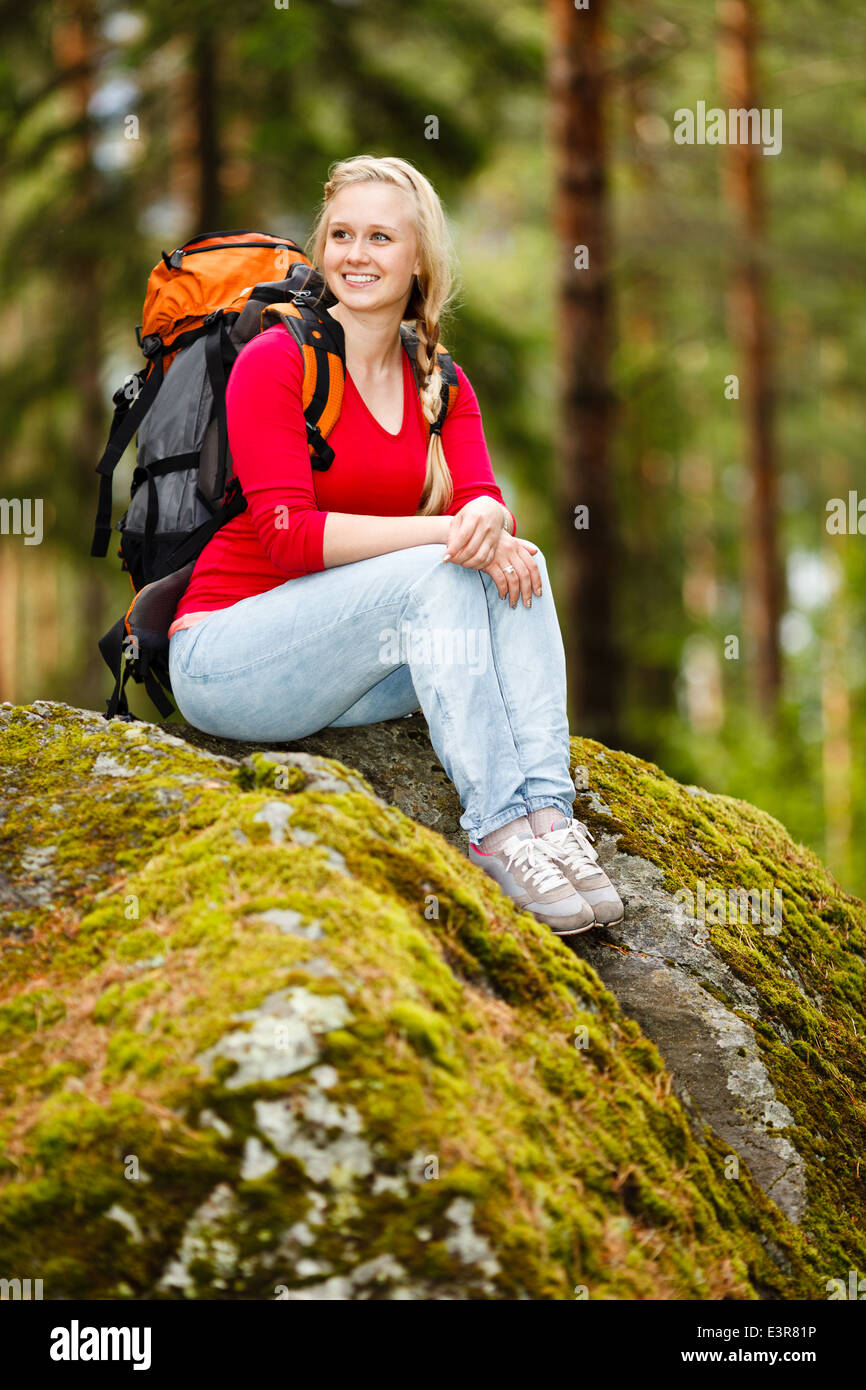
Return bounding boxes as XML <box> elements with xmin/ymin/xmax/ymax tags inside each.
<box><xmin>0</xmin><ymin>699</ymin><xmax>863</xmax><ymax>1300</ymax></box>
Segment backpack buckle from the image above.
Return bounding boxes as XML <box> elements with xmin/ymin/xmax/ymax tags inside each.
<box><xmin>306</xmin><ymin>420</ymin><xmax>335</xmax><ymax>469</ymax></box>
<box><xmin>140</xmin><ymin>334</ymin><xmax>162</xmax><ymax>359</ymax></box>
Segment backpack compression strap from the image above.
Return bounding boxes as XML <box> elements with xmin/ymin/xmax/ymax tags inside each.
<box><xmin>98</xmin><ymin>613</ymin><xmax>175</xmax><ymax>721</ymax></box>
<box><xmin>91</xmin><ymin>350</ymin><xmax>165</xmax><ymax>557</ymax></box>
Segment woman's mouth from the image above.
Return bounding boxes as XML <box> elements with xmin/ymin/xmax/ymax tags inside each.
<box><xmin>342</xmin><ymin>273</ymin><xmax>380</xmax><ymax>287</ymax></box>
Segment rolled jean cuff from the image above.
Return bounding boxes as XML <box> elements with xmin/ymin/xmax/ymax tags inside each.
<box><xmin>465</xmin><ymin>801</ymin><xmax>534</xmax><ymax>847</ymax></box>
<box><xmin>523</xmin><ymin>795</ymin><xmax>575</xmax><ymax>823</ymax></box>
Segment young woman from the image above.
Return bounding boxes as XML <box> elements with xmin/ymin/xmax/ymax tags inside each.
<box><xmin>167</xmin><ymin>154</ymin><xmax>624</xmax><ymax>937</ymax></box>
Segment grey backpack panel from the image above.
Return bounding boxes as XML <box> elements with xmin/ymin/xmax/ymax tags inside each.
<box><xmin>137</xmin><ymin>337</ymin><xmax>214</xmax><ymax>467</ymax></box>
<box><xmin>123</xmin><ymin>466</ymin><xmax>211</xmax><ymax>538</ymax></box>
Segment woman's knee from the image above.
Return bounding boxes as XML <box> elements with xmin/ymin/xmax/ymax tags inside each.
<box><xmin>521</xmin><ymin>543</ymin><xmax>550</xmax><ymax>581</ymax></box>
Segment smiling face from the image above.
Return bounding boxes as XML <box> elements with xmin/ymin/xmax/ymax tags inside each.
<box><xmin>322</xmin><ymin>181</ymin><xmax>422</xmax><ymax>318</ymax></box>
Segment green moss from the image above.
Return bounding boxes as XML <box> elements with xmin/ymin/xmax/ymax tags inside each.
<box><xmin>388</xmin><ymin>1001</ymin><xmax>459</xmax><ymax>1070</ymax></box>
<box><xmin>0</xmin><ymin>990</ymin><xmax>66</xmax><ymax>1046</ymax></box>
<box><xmin>568</xmin><ymin>736</ymin><xmax>866</xmax><ymax>1281</ymax></box>
<box><xmin>0</xmin><ymin>702</ymin><xmax>860</xmax><ymax>1298</ymax></box>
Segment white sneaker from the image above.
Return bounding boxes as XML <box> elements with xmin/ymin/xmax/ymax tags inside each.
<box><xmin>535</xmin><ymin>816</ymin><xmax>624</xmax><ymax>925</ymax></box>
<box><xmin>468</xmin><ymin>830</ymin><xmax>595</xmax><ymax>936</ymax></box>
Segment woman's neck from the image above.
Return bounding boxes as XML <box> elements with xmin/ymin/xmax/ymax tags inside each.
<box><xmin>326</xmin><ymin>303</ymin><xmax>404</xmax><ymax>377</ymax></box>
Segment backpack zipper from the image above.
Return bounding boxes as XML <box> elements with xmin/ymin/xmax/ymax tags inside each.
<box><xmin>163</xmin><ymin>241</ymin><xmax>302</xmax><ymax>270</ymax></box>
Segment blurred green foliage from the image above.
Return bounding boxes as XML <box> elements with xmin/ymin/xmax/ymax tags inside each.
<box><xmin>0</xmin><ymin>0</ymin><xmax>864</xmax><ymax>892</ymax></box>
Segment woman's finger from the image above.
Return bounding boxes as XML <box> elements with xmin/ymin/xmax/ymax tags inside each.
<box><xmin>450</xmin><ymin>526</ymin><xmax>499</xmax><ymax>568</ymax></box>
<box><xmin>444</xmin><ymin>514</ymin><xmax>486</xmax><ymax>564</ymax></box>
<box><xmin>513</xmin><ymin>539</ymin><xmax>542</xmax><ymax>595</ymax></box>
<box><xmin>490</xmin><ymin>548</ymin><xmax>533</xmax><ymax>606</ymax></box>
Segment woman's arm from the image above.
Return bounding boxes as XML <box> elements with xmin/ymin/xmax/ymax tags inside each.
<box><xmin>321</xmin><ymin>512</ymin><xmax>450</xmax><ymax>567</ymax></box>
<box><xmin>226</xmin><ymin>332</ymin><xmax>514</xmax><ymax>575</ymax></box>
<box><xmin>439</xmin><ymin>365</ymin><xmax>516</xmax><ymax>536</ymax></box>
<box><xmin>321</xmin><ymin>362</ymin><xmax>515</xmax><ymax>567</ymax></box>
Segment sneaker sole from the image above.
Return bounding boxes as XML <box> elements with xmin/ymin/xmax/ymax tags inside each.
<box><xmin>594</xmin><ymin>910</ymin><xmax>625</xmax><ymax>927</ymax></box>
<box><xmin>544</xmin><ymin>918</ymin><xmax>596</xmax><ymax>937</ymax></box>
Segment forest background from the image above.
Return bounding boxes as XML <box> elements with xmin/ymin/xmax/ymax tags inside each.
<box><xmin>1</xmin><ymin>0</ymin><xmax>864</xmax><ymax>895</ymax></box>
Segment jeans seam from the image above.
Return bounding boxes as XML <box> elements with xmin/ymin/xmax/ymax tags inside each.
<box><xmin>404</xmin><ymin>583</ymin><xmax>477</xmax><ymax>816</ymax></box>
<box><xmin>479</xmin><ymin>571</ymin><xmax>532</xmax><ymax>795</ymax></box>
<box><xmin>172</xmin><ymin>597</ymin><xmax>407</xmax><ymax>682</ymax></box>
<box><xmin>405</xmin><ymin>570</ymin><xmax>528</xmax><ymax>844</ymax></box>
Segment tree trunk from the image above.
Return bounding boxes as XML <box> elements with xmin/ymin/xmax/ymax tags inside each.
<box><xmin>717</xmin><ymin>0</ymin><xmax>783</xmax><ymax>712</ymax></box>
<box><xmin>549</xmin><ymin>0</ymin><xmax>621</xmax><ymax>744</ymax></box>
<box><xmin>0</xmin><ymin>549</ymin><xmax>19</xmax><ymax>703</ymax></box>
<box><xmin>623</xmin><ymin>79</ymin><xmax>695</xmax><ymax>749</ymax></box>
<box><xmin>51</xmin><ymin>0</ymin><xmax>106</xmax><ymax>711</ymax></box>
<box><xmin>820</xmin><ymin>565</ymin><xmax>851</xmax><ymax>888</ymax></box>
<box><xmin>193</xmin><ymin>30</ymin><xmax>222</xmax><ymax>232</ymax></box>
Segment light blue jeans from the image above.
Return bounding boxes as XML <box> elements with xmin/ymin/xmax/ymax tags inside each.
<box><xmin>167</xmin><ymin>542</ymin><xmax>575</xmax><ymax>843</ymax></box>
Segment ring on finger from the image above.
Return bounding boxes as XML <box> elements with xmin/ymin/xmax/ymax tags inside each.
<box><xmin>503</xmin><ymin>564</ymin><xmax>516</xmax><ymax>574</ymax></box>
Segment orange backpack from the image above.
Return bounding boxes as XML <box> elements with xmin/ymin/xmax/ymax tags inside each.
<box><xmin>91</xmin><ymin>228</ymin><xmax>458</xmax><ymax>720</ymax></box>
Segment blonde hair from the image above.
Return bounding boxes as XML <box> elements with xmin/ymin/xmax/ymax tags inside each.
<box><xmin>305</xmin><ymin>154</ymin><xmax>459</xmax><ymax>516</ymax></box>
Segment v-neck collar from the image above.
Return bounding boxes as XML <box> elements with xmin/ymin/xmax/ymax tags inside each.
<box><xmin>345</xmin><ymin>352</ymin><xmax>409</xmax><ymax>438</ymax></box>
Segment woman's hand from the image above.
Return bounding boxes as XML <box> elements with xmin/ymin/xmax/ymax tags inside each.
<box><xmin>443</xmin><ymin>499</ymin><xmax>542</xmax><ymax>608</ymax></box>
<box><xmin>443</xmin><ymin>496</ymin><xmax>510</xmax><ymax>568</ymax></box>
<box><xmin>483</xmin><ymin>530</ymin><xmax>542</xmax><ymax>607</ymax></box>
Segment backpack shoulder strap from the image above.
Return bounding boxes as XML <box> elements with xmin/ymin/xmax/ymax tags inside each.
<box><xmin>260</xmin><ymin>300</ymin><xmax>346</xmax><ymax>470</ymax></box>
<box><xmin>256</xmin><ymin>299</ymin><xmax>461</xmax><ymax>466</ymax></box>
<box><xmin>399</xmin><ymin>324</ymin><xmax>459</xmax><ymax>438</ymax></box>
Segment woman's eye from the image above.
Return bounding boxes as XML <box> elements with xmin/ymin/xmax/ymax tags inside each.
<box><xmin>331</xmin><ymin>231</ymin><xmax>390</xmax><ymax>241</ymax></box>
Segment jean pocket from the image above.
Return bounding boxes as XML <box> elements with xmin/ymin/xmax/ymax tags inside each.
<box><xmin>169</xmin><ymin>621</ymin><xmax>212</xmax><ymax>680</ymax></box>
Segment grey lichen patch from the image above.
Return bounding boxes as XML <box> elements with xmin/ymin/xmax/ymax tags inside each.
<box><xmin>92</xmin><ymin>753</ymin><xmax>139</xmax><ymax>779</ymax></box>
<box><xmin>196</xmin><ymin>987</ymin><xmax>353</xmax><ymax>1090</ymax></box>
<box><xmin>254</xmin><ymin>1090</ymin><xmax>373</xmax><ymax>1184</ymax></box>
<box><xmin>104</xmin><ymin>1203</ymin><xmax>144</xmax><ymax>1244</ymax></box>
<box><xmin>157</xmin><ymin>1183</ymin><xmax>240</xmax><ymax>1294</ymax></box>
<box><xmin>278</xmin><ymin>1253</ymin><xmax>413</xmax><ymax>1301</ymax></box>
<box><xmin>240</xmin><ymin>1136</ymin><xmax>278</xmax><ymax>1182</ymax></box>
<box><xmin>14</xmin><ymin>845</ymin><xmax>60</xmax><ymax>908</ymax></box>
<box><xmin>249</xmin><ymin>908</ymin><xmax>324</xmax><ymax>940</ymax></box>
<box><xmin>241</xmin><ymin>749</ymin><xmax>386</xmax><ymax>805</ymax></box>
<box><xmin>251</xmin><ymin>801</ymin><xmax>295</xmax><ymax>844</ymax></box>
<box><xmin>443</xmin><ymin>1196</ymin><xmax>501</xmax><ymax>1284</ymax></box>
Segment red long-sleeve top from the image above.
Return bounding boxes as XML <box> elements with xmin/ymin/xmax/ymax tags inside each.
<box><xmin>169</xmin><ymin>323</ymin><xmax>515</xmax><ymax>632</ymax></box>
